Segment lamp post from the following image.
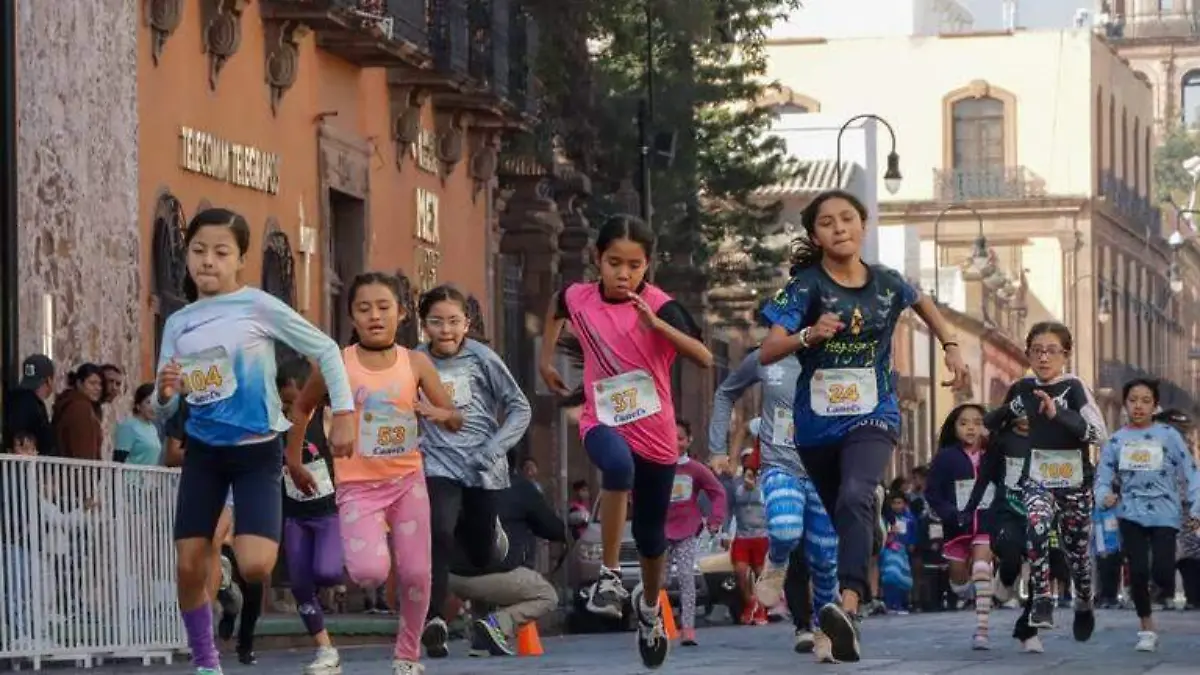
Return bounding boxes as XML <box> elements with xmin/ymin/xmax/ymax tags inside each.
<box><xmin>834</xmin><ymin>113</ymin><xmax>902</xmax><ymax>193</ymax></box>
<box><xmin>927</xmin><ymin>204</ymin><xmax>989</xmax><ymax>460</ymax></box>
<box><xmin>1</xmin><ymin>0</ymin><xmax>17</xmax><ymax>408</ymax></box>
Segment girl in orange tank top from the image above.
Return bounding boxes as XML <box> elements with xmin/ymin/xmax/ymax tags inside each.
<box><xmin>286</xmin><ymin>272</ymin><xmax>459</xmax><ymax>675</ymax></box>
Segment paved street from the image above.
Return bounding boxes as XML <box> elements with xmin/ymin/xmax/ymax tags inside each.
<box><xmin>34</xmin><ymin>608</ymin><xmax>1200</xmax><ymax>674</ymax></box>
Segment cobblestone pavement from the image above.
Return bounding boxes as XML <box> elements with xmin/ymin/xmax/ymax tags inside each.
<box><xmin>31</xmin><ymin>608</ymin><xmax>1200</xmax><ymax>674</ymax></box>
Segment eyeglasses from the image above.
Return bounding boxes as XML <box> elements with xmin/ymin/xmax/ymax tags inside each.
<box><xmin>1028</xmin><ymin>346</ymin><xmax>1065</xmax><ymax>358</ymax></box>
<box><xmin>425</xmin><ymin>317</ymin><xmax>466</xmax><ymax>330</ymax></box>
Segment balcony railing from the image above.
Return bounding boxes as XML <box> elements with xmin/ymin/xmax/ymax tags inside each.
<box><xmin>260</xmin><ymin>0</ymin><xmax>429</xmax><ymax>65</ymax></box>
<box><xmin>467</xmin><ymin>0</ymin><xmax>511</xmax><ymax>99</ymax></box>
<box><xmin>508</xmin><ymin>1</ymin><xmax>538</xmax><ymax>115</ymax></box>
<box><xmin>933</xmin><ymin>166</ymin><xmax>1047</xmax><ymax>202</ymax></box>
<box><xmin>430</xmin><ymin>0</ymin><xmax>470</xmax><ymax>79</ymax></box>
<box><xmin>1101</xmin><ymin>11</ymin><xmax>1200</xmax><ymax>41</ymax></box>
<box><xmin>1100</xmin><ymin>169</ymin><xmax>1162</xmax><ymax>239</ymax></box>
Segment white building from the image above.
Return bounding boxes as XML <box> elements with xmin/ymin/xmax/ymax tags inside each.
<box><xmin>767</xmin><ymin>0</ymin><xmax>974</xmax><ymax>41</ymax></box>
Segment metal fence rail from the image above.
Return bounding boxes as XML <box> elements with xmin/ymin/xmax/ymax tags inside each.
<box><xmin>0</xmin><ymin>455</ymin><xmax>184</xmax><ymax>669</ymax></box>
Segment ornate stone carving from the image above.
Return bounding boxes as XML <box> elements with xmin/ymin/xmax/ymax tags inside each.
<box><xmin>389</xmin><ymin>87</ymin><xmax>429</xmax><ymax>169</ymax></box>
<box><xmin>435</xmin><ymin>110</ymin><xmax>470</xmax><ymax>180</ymax></box>
<box><xmin>317</xmin><ymin>123</ymin><xmax>370</xmax><ymax>199</ymax></box>
<box><xmin>265</xmin><ymin>20</ymin><xmax>310</xmax><ymax>116</ymax></box>
<box><xmin>465</xmin><ymin>294</ymin><xmax>488</xmax><ymax>342</ymax></box>
<box><xmin>144</xmin><ymin>0</ymin><xmax>183</xmax><ymax>66</ymax></box>
<box><xmin>394</xmin><ymin>269</ymin><xmax>421</xmax><ymax>348</ymax></box>
<box><xmin>468</xmin><ymin>131</ymin><xmax>500</xmax><ymax>201</ymax></box>
<box><xmin>201</xmin><ymin>0</ymin><xmax>248</xmax><ymax>91</ymax></box>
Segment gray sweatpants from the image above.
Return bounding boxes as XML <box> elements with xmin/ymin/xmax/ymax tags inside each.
<box><xmin>448</xmin><ymin>566</ymin><xmax>558</xmax><ymax>637</ymax></box>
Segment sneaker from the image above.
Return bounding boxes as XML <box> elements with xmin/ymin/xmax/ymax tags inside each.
<box><xmin>302</xmin><ymin>646</ymin><xmax>341</xmax><ymax>674</ymax></box>
<box><xmin>681</xmin><ymin>628</ymin><xmax>697</xmax><ymax>646</ymax></box>
<box><xmin>754</xmin><ymin>561</ymin><xmax>787</xmax><ymax>608</ymax></box>
<box><xmin>813</xmin><ymin>630</ymin><xmax>836</xmax><ymax>663</ymax></box>
<box><xmin>1021</xmin><ymin>636</ymin><xmax>1045</xmax><ymax>653</ymax></box>
<box><xmin>632</xmin><ymin>583</ymin><xmax>670</xmax><ymax>669</ymax></box>
<box><xmin>195</xmin><ymin>669</ymin><xmax>223</xmax><ymax>675</ymax></box>
<box><xmin>236</xmin><ymin>648</ymin><xmax>256</xmax><ymax>665</ymax></box>
<box><xmin>818</xmin><ymin>603</ymin><xmax>861</xmax><ymax>663</ymax></box>
<box><xmin>391</xmin><ymin>661</ymin><xmax>424</xmax><ymax>675</ymax></box>
<box><xmin>739</xmin><ymin>602</ymin><xmax>757</xmax><ymax>626</ymax></box>
<box><xmin>421</xmin><ymin>617</ymin><xmax>449</xmax><ymax>659</ymax></box>
<box><xmin>972</xmin><ymin>632</ymin><xmax>990</xmax><ymax>650</ymax></box>
<box><xmin>1135</xmin><ymin>630</ymin><xmax>1158</xmax><ymax>652</ymax></box>
<box><xmin>586</xmin><ymin>566</ymin><xmax>629</xmax><ymax>619</ymax></box>
<box><xmin>794</xmin><ymin>629</ymin><xmax>815</xmax><ymax>654</ymax></box>
<box><xmin>1072</xmin><ymin>599</ymin><xmax>1095</xmax><ymax>642</ymax></box>
<box><xmin>471</xmin><ymin>615</ymin><xmax>515</xmax><ymax>657</ymax></box>
<box><xmin>753</xmin><ymin>603</ymin><xmax>769</xmax><ymax>626</ymax></box>
<box><xmin>493</xmin><ymin>517</ymin><xmax>510</xmax><ymax>561</ymax></box>
<box><xmin>1029</xmin><ymin>596</ymin><xmax>1055</xmax><ymax>629</ymax></box>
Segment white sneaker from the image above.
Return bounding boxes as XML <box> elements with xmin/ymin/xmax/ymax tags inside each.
<box><xmin>586</xmin><ymin>566</ymin><xmax>629</xmax><ymax>619</ymax></box>
<box><xmin>302</xmin><ymin>646</ymin><xmax>341</xmax><ymax>674</ymax></box>
<box><xmin>993</xmin><ymin>576</ymin><xmax>1014</xmax><ymax>604</ymax></box>
<box><xmin>754</xmin><ymin>561</ymin><xmax>788</xmax><ymax>608</ymax></box>
<box><xmin>794</xmin><ymin>630</ymin><xmax>815</xmax><ymax>654</ymax></box>
<box><xmin>1135</xmin><ymin>630</ymin><xmax>1158</xmax><ymax>652</ymax></box>
<box><xmin>813</xmin><ymin>630</ymin><xmax>837</xmax><ymax>663</ymax></box>
<box><xmin>391</xmin><ymin>660</ymin><xmax>425</xmax><ymax>675</ymax></box>
<box><xmin>1021</xmin><ymin>636</ymin><xmax>1044</xmax><ymax>654</ymax></box>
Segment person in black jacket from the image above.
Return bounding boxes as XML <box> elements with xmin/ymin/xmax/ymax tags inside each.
<box><xmin>449</xmin><ymin>470</ymin><xmax>568</xmax><ymax>657</ymax></box>
<box><xmin>985</xmin><ymin>321</ymin><xmax>1108</xmax><ymax>642</ymax></box>
<box><xmin>4</xmin><ymin>354</ymin><xmax>57</xmax><ymax>456</ymax></box>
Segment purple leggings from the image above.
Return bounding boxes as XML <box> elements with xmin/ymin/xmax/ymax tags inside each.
<box><xmin>283</xmin><ymin>515</ymin><xmax>344</xmax><ymax>636</ymax></box>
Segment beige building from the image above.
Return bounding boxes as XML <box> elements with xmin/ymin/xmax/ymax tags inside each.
<box><xmin>763</xmin><ymin>27</ymin><xmax>1195</xmax><ymax>446</ymax></box>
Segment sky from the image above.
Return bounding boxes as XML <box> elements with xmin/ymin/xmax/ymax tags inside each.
<box><xmin>962</xmin><ymin>0</ymin><xmax>1086</xmax><ymax>30</ymax></box>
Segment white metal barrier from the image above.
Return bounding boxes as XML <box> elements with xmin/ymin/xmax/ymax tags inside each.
<box><xmin>0</xmin><ymin>455</ymin><xmax>185</xmax><ymax>669</ymax></box>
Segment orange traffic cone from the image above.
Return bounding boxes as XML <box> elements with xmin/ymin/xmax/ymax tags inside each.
<box><xmin>657</xmin><ymin>589</ymin><xmax>679</xmax><ymax>640</ymax></box>
<box><xmin>516</xmin><ymin>621</ymin><xmax>543</xmax><ymax>656</ymax></box>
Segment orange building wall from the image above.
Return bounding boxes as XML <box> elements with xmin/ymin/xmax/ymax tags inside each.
<box><xmin>137</xmin><ymin>3</ymin><xmax>489</xmax><ymax>380</ymax></box>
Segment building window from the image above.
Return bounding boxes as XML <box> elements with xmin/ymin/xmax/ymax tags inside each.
<box><xmin>1182</xmin><ymin>70</ymin><xmax>1200</xmax><ymax>128</ymax></box>
<box><xmin>952</xmin><ymin>97</ymin><xmax>1005</xmax><ymax>171</ymax></box>
<box><xmin>1122</xmin><ymin>108</ymin><xmax>1129</xmax><ymax>185</ymax></box>
<box><xmin>1096</xmin><ymin>87</ymin><xmax>1104</xmax><ymax>193</ymax></box>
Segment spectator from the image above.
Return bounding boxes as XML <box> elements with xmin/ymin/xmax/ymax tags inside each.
<box><xmin>882</xmin><ymin>492</ymin><xmax>918</xmax><ymax>613</ymax></box>
<box><xmin>449</xmin><ymin>469</ymin><xmax>567</xmax><ymax>657</ymax></box>
<box><xmin>568</xmin><ymin>480</ymin><xmax>591</xmax><ymax>540</ymax></box>
<box><xmin>521</xmin><ymin>457</ymin><xmax>543</xmax><ymax>493</ymax></box>
<box><xmin>51</xmin><ymin>363</ymin><xmax>105</xmax><ymax>461</ymax></box>
<box><xmin>100</xmin><ymin>364</ymin><xmax>125</xmax><ymax>405</ymax></box>
<box><xmin>112</xmin><ymin>383</ymin><xmax>163</xmax><ymax>466</ymax></box>
<box><xmin>3</xmin><ymin>354</ymin><xmax>57</xmax><ymax>456</ymax></box>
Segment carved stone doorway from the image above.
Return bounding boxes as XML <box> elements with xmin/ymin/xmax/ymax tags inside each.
<box><xmin>328</xmin><ymin>190</ymin><xmax>366</xmax><ymax>345</ymax></box>
<box><xmin>151</xmin><ymin>191</ymin><xmax>188</xmax><ymax>362</ymax></box>
<box><xmin>317</xmin><ymin>123</ymin><xmax>370</xmax><ymax>340</ymax></box>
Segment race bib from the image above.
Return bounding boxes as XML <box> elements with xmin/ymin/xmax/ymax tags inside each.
<box><xmin>893</xmin><ymin>520</ymin><xmax>908</xmax><ymax>535</ymax></box>
<box><xmin>955</xmin><ymin>479</ymin><xmax>994</xmax><ymax>511</ymax></box>
<box><xmin>282</xmin><ymin>460</ymin><xmax>335</xmax><ymax>502</ymax></box>
<box><xmin>359</xmin><ymin>408</ymin><xmax>420</xmax><ymax>457</ymax></box>
<box><xmin>1004</xmin><ymin>456</ymin><xmax>1026</xmax><ymax>490</ymax></box>
<box><xmin>1029</xmin><ymin>449</ymin><xmax>1083</xmax><ymax>488</ymax></box>
<box><xmin>670</xmin><ymin>474</ymin><xmax>694</xmax><ymax>503</ymax></box>
<box><xmin>929</xmin><ymin>523</ymin><xmax>944</xmax><ymax>540</ymax></box>
<box><xmin>1119</xmin><ymin>440</ymin><xmax>1164</xmax><ymax>472</ymax></box>
<box><xmin>810</xmin><ymin>368</ymin><xmax>879</xmax><ymax>417</ymax></box>
<box><xmin>593</xmin><ymin>370</ymin><xmax>662</xmax><ymax>427</ymax></box>
<box><xmin>178</xmin><ymin>346</ymin><xmax>238</xmax><ymax>406</ymax></box>
<box><xmin>441</xmin><ymin>371</ymin><xmax>473</xmax><ymax>408</ymax></box>
<box><xmin>772</xmin><ymin>407</ymin><xmax>795</xmax><ymax>448</ymax></box>
<box><xmin>1103</xmin><ymin>516</ymin><xmax>1119</xmax><ymax>532</ymax></box>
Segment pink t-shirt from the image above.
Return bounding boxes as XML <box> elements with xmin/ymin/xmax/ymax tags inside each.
<box><xmin>563</xmin><ymin>282</ymin><xmax>679</xmax><ymax>465</ymax></box>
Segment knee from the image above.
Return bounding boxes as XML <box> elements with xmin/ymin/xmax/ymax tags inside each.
<box><xmin>836</xmin><ymin>478</ymin><xmax>875</xmax><ymax>516</ymax></box>
<box><xmin>971</xmin><ymin>559</ymin><xmax>992</xmax><ymax>580</ymax></box>
<box><xmin>631</xmin><ymin>519</ymin><xmax>667</xmax><ymax>560</ymax></box>
<box><xmin>313</xmin><ymin>563</ymin><xmax>345</xmax><ymax>589</ymax></box>
<box><xmin>345</xmin><ymin>555</ymin><xmax>390</xmax><ymax>588</ymax></box>
<box><xmin>238</xmin><ymin>558</ymin><xmax>276</xmax><ymax>584</ymax></box>
<box><xmin>176</xmin><ymin>551</ymin><xmax>210</xmax><ymax>588</ymax></box>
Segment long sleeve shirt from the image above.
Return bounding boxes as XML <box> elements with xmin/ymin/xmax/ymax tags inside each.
<box><xmin>708</xmin><ymin>349</ymin><xmax>806</xmax><ymax>478</ymax></box>
<box><xmin>416</xmin><ymin>339</ymin><xmax>532</xmax><ymax>490</ymax></box>
<box><xmin>925</xmin><ymin>444</ymin><xmax>988</xmax><ymax>540</ymax></box>
<box><xmin>665</xmin><ymin>457</ymin><xmax>726</xmax><ymax>541</ymax></box>
<box><xmin>1095</xmin><ymin>422</ymin><xmax>1200</xmax><ymax>530</ymax></box>
<box><xmin>964</xmin><ymin>428</ymin><xmax>1030</xmax><ymax>517</ymax></box>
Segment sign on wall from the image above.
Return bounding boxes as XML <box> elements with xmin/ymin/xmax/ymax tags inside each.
<box><xmin>415</xmin><ymin>188</ymin><xmax>441</xmax><ymax>292</ymax></box>
<box><xmin>179</xmin><ymin>126</ymin><xmax>281</xmax><ymax>194</ymax></box>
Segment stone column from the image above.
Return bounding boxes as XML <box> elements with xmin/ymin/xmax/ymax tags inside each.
<box><xmin>17</xmin><ymin>0</ymin><xmax>139</xmax><ymax>453</ymax></box>
<box><xmin>656</xmin><ymin>254</ymin><xmax>713</xmax><ymax>457</ymax></box>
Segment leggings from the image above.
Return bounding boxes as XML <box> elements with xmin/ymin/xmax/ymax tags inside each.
<box><xmin>1023</xmin><ymin>483</ymin><xmax>1093</xmax><ymax>604</ymax></box>
<box><xmin>426</xmin><ymin>477</ymin><xmax>497</xmax><ymax>621</ymax></box>
<box><xmin>785</xmin><ymin>546</ymin><xmax>813</xmax><ymax>630</ymax></box>
<box><xmin>761</xmin><ymin>467</ymin><xmax>839</xmax><ymax>628</ymax></box>
<box><xmin>337</xmin><ymin>473</ymin><xmax>431</xmax><ymax>662</ymax></box>
<box><xmin>1119</xmin><ymin>519</ymin><xmax>1177</xmax><ymax>619</ymax></box>
<box><xmin>283</xmin><ymin>514</ymin><xmax>345</xmax><ymax>636</ymax></box>
<box><xmin>583</xmin><ymin>425</ymin><xmax>677</xmax><ymax>559</ymax></box>
<box><xmin>665</xmin><ymin>537</ymin><xmax>699</xmax><ymax>629</ymax></box>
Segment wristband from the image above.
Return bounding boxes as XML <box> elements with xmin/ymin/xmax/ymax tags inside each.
<box><xmin>797</xmin><ymin>327</ymin><xmax>811</xmax><ymax>348</ymax></box>
<box><xmin>941</xmin><ymin>341</ymin><xmax>959</xmax><ymax>351</ymax></box>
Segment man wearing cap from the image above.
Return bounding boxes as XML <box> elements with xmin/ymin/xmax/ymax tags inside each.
<box><xmin>4</xmin><ymin>354</ymin><xmax>57</xmax><ymax>456</ymax></box>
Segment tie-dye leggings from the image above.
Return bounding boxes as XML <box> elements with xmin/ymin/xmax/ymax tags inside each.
<box><xmin>1022</xmin><ymin>482</ymin><xmax>1093</xmax><ymax>605</ymax></box>
<box><xmin>761</xmin><ymin>467</ymin><xmax>839</xmax><ymax>627</ymax></box>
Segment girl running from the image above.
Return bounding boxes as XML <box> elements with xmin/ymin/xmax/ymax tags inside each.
<box><xmin>1095</xmin><ymin>378</ymin><xmax>1200</xmax><ymax>652</ymax></box>
<box><xmin>278</xmin><ymin>358</ymin><xmax>344</xmax><ymax>674</ymax></box>
<box><xmin>286</xmin><ymin>272</ymin><xmax>461</xmax><ymax>675</ymax></box>
<box><xmin>539</xmin><ymin>214</ymin><xmax>712</xmax><ymax>669</ymax></box>
<box><xmin>708</xmin><ymin>344</ymin><xmax>839</xmax><ymax>661</ymax></box>
<box><xmin>987</xmin><ymin>321</ymin><xmax>1107</xmax><ymax>640</ymax></box>
<box><xmin>414</xmin><ymin>284</ymin><xmax>531</xmax><ymax>658</ymax></box>
<box><xmin>152</xmin><ymin>208</ymin><xmax>357</xmax><ymax>675</ymax></box>
<box><xmin>926</xmin><ymin>403</ymin><xmax>997</xmax><ymax>650</ymax></box>
<box><xmin>758</xmin><ymin>189</ymin><xmax>970</xmax><ymax>663</ymax></box>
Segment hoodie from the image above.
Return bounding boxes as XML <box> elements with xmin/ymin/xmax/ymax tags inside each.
<box><xmin>665</xmin><ymin>457</ymin><xmax>726</xmax><ymax>541</ymax></box>
<box><xmin>926</xmin><ymin>444</ymin><xmax>990</xmax><ymax>540</ymax></box>
<box><xmin>52</xmin><ymin>389</ymin><xmax>103</xmax><ymax>461</ymax></box>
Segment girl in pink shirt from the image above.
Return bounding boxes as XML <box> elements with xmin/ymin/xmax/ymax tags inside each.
<box><xmin>540</xmin><ymin>215</ymin><xmax>713</xmax><ymax>669</ymax></box>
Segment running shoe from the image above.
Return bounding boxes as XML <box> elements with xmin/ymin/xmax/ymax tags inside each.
<box><xmin>971</xmin><ymin>632</ymin><xmax>990</xmax><ymax>650</ymax></box>
<box><xmin>818</xmin><ymin>603</ymin><xmax>861</xmax><ymax>663</ymax></box>
<box><xmin>739</xmin><ymin>602</ymin><xmax>757</xmax><ymax>626</ymax></box>
<box><xmin>471</xmin><ymin>615</ymin><xmax>515</xmax><ymax>656</ymax></box>
<box><xmin>195</xmin><ymin>669</ymin><xmax>223</xmax><ymax>675</ymax></box>
<box><xmin>1134</xmin><ymin>630</ymin><xmax>1158</xmax><ymax>652</ymax></box>
<box><xmin>1072</xmin><ymin>605</ymin><xmax>1095</xmax><ymax>642</ymax></box>
<box><xmin>421</xmin><ymin>617</ymin><xmax>449</xmax><ymax>659</ymax></box>
<box><xmin>794</xmin><ymin>629</ymin><xmax>815</xmax><ymax>654</ymax></box>
<box><xmin>681</xmin><ymin>627</ymin><xmax>697</xmax><ymax>646</ymax></box>
<box><xmin>302</xmin><ymin>646</ymin><xmax>341</xmax><ymax>674</ymax></box>
<box><xmin>812</xmin><ymin>630</ymin><xmax>836</xmax><ymax>663</ymax></box>
<box><xmin>586</xmin><ymin>566</ymin><xmax>628</xmax><ymax>619</ymax></box>
<box><xmin>754</xmin><ymin>561</ymin><xmax>787</xmax><ymax>608</ymax></box>
<box><xmin>993</xmin><ymin>575</ymin><xmax>1014</xmax><ymax>604</ymax></box>
<box><xmin>631</xmin><ymin>583</ymin><xmax>669</xmax><ymax>669</ymax></box>
<box><xmin>493</xmin><ymin>516</ymin><xmax>510</xmax><ymax>561</ymax></box>
<box><xmin>753</xmin><ymin>602</ymin><xmax>769</xmax><ymax>626</ymax></box>
<box><xmin>1028</xmin><ymin>596</ymin><xmax>1055</xmax><ymax>629</ymax></box>
<box><xmin>1020</xmin><ymin>636</ymin><xmax>1044</xmax><ymax>653</ymax></box>
<box><xmin>391</xmin><ymin>660</ymin><xmax>424</xmax><ymax>675</ymax></box>
<box><xmin>236</xmin><ymin>648</ymin><xmax>256</xmax><ymax>665</ymax></box>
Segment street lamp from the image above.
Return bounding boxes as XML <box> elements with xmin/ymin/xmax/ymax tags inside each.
<box><xmin>834</xmin><ymin>114</ymin><xmax>902</xmax><ymax>194</ymax></box>
<box><xmin>1098</xmin><ymin>295</ymin><xmax>1112</xmax><ymax>324</ymax></box>
<box><xmin>1170</xmin><ymin>261</ymin><xmax>1184</xmax><ymax>294</ymax></box>
<box><xmin>927</xmin><ymin>203</ymin><xmax>988</xmax><ymax>461</ymax></box>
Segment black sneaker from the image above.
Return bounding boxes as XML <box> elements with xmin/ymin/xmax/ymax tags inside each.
<box><xmin>632</xmin><ymin>583</ymin><xmax>669</xmax><ymax>669</ymax></box>
<box><xmin>1072</xmin><ymin>603</ymin><xmax>1095</xmax><ymax>642</ymax></box>
<box><xmin>422</xmin><ymin>617</ymin><xmax>450</xmax><ymax>659</ymax></box>
<box><xmin>818</xmin><ymin>603</ymin><xmax>861</xmax><ymax>663</ymax></box>
<box><xmin>1029</xmin><ymin>596</ymin><xmax>1055</xmax><ymax>629</ymax></box>
<box><xmin>237</xmin><ymin>647</ymin><xmax>256</xmax><ymax>665</ymax></box>
<box><xmin>471</xmin><ymin>615</ymin><xmax>515</xmax><ymax>657</ymax></box>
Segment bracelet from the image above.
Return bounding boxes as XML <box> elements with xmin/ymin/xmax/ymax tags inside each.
<box><xmin>797</xmin><ymin>327</ymin><xmax>811</xmax><ymax>348</ymax></box>
<box><xmin>941</xmin><ymin>341</ymin><xmax>959</xmax><ymax>351</ymax></box>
